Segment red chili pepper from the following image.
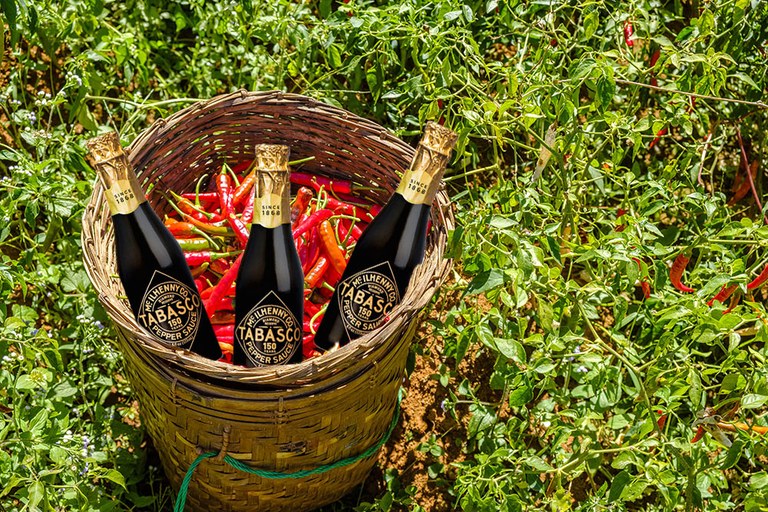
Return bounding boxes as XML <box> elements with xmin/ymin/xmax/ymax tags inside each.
<box><xmin>640</xmin><ymin>280</ymin><xmax>651</xmax><ymax>299</ymax></box>
<box><xmin>691</xmin><ymin>426</ymin><xmax>706</xmax><ymax>443</ymax></box>
<box><xmin>291</xmin><ymin>172</ymin><xmax>354</xmax><ymax>195</ymax></box>
<box><xmin>649</xmin><ymin>49</ymin><xmax>661</xmax><ymax>68</ymax></box>
<box><xmin>633</xmin><ymin>257</ymin><xmax>651</xmax><ymax>299</ymax></box>
<box><xmin>302</xmin><ymin>229</ymin><xmax>321</xmax><ymax>274</ymax></box>
<box><xmin>291</xmin><ymin>187</ymin><xmax>314</xmax><ymax>227</ymax></box>
<box><xmin>623</xmin><ymin>20</ymin><xmax>634</xmax><ymax>47</ymax></box>
<box><xmin>217</xmin><ymin>165</ymin><xmax>234</xmax><ymax>217</ymax></box>
<box><xmin>305</xmin><ymin>256</ymin><xmax>330</xmax><ymax>288</ymax></box>
<box><xmin>365</xmin><ymin>204</ymin><xmax>383</xmax><ymax>222</ymax></box>
<box><xmin>649</xmin><ymin>128</ymin><xmax>668</xmax><ymax>149</ymax></box>
<box><xmin>729</xmin><ymin>160</ymin><xmax>759</xmax><ymax>207</ymax></box>
<box><xmin>204</xmin><ymin>253</ymin><xmax>243</xmax><ymax>315</ymax></box>
<box><xmin>184</xmin><ymin>250</ymin><xmax>240</xmax><ymax>268</ymax></box>
<box><xmin>292</xmin><ymin>209</ymin><xmax>334</xmax><ymax>239</ymax></box>
<box><xmin>670</xmin><ymin>253</ymin><xmax>695</xmax><ymax>293</ymax></box>
<box><xmin>241</xmin><ymin>192</ymin><xmax>255</xmax><ymax>225</ymax></box>
<box><xmin>217</xmin><ymin>334</ymin><xmax>234</xmax><ymax>346</ymax></box>
<box><xmin>723</xmin><ymin>291</ymin><xmax>741</xmax><ymax>314</ymax></box>
<box><xmin>325</xmin><ymin>197</ymin><xmax>363</xmax><ymax>218</ymax></box>
<box><xmin>319</xmin><ymin>220</ymin><xmax>347</xmax><ymax>275</ymax></box>
<box><xmin>748</xmin><ymin>263</ymin><xmax>768</xmax><ymax>290</ymax></box>
<box><xmin>302</xmin><ymin>334</ymin><xmax>316</xmax><ymax>359</ymax></box>
<box><xmin>324</xmin><ymin>264</ymin><xmax>342</xmax><ymax>287</ymax></box>
<box><xmin>182</xmin><ymin>192</ymin><xmax>219</xmax><ymax>206</ymax></box>
<box><xmin>304</xmin><ymin>301</ymin><xmax>321</xmax><ymax>317</ymax></box>
<box><xmin>214</xmin><ymin>324</ymin><xmax>234</xmax><ymax>338</ymax></box>
<box><xmin>707</xmin><ymin>284</ymin><xmax>737</xmax><ymax>306</ymax></box>
<box><xmin>656</xmin><ymin>410</ymin><xmax>668</xmax><ymax>430</ymax></box>
<box><xmin>297</xmin><ymin>238</ymin><xmax>309</xmax><ymax>268</ymax></box>
<box><xmin>170</xmin><ymin>191</ymin><xmax>222</xmax><ymax>222</ymax></box>
<box><xmin>231</xmin><ymin>160</ymin><xmax>252</xmax><ymax>175</ymax></box>
<box><xmin>194</xmin><ymin>277</ymin><xmax>206</xmax><ymax>293</ymax></box>
<box><xmin>227</xmin><ymin>213</ymin><xmax>250</xmax><ymax>246</ymax></box>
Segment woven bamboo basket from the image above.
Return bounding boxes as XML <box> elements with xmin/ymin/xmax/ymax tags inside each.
<box><xmin>81</xmin><ymin>90</ymin><xmax>454</xmax><ymax>510</ymax></box>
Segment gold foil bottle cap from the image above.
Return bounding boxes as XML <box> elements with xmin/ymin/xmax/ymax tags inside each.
<box><xmin>85</xmin><ymin>131</ymin><xmax>146</xmax><ymax>215</ymax></box>
<box><xmin>254</xmin><ymin>144</ymin><xmax>290</xmax><ymax>172</ymax></box>
<box><xmin>419</xmin><ymin>121</ymin><xmax>458</xmax><ymax>157</ymax></box>
<box><xmin>253</xmin><ymin>144</ymin><xmax>291</xmax><ymax>228</ymax></box>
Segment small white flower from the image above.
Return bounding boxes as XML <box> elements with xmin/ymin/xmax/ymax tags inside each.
<box><xmin>542</xmin><ymin>421</ymin><xmax>551</xmax><ymax>428</ymax></box>
<box><xmin>576</xmin><ymin>365</ymin><xmax>588</xmax><ymax>373</ymax></box>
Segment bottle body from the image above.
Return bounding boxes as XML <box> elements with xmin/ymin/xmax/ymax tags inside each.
<box><xmin>234</xmin><ymin>144</ymin><xmax>304</xmax><ymax>367</ymax></box>
<box><xmin>86</xmin><ymin>132</ymin><xmax>221</xmax><ymax>360</ymax></box>
<box><xmin>113</xmin><ymin>203</ymin><xmax>222</xmax><ymax>359</ymax></box>
<box><xmin>314</xmin><ymin>121</ymin><xmax>457</xmax><ymax>351</ymax></box>
<box><xmin>234</xmin><ymin>225</ymin><xmax>304</xmax><ymax>366</ymax></box>
<box><xmin>313</xmin><ymin>194</ymin><xmax>430</xmax><ymax>349</ymax></box>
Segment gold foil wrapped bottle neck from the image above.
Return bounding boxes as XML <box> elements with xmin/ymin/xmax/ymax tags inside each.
<box><xmin>85</xmin><ymin>132</ymin><xmax>124</xmax><ymax>166</ymax></box>
<box><xmin>85</xmin><ymin>131</ymin><xmax>146</xmax><ymax>215</ymax></box>
<box><xmin>254</xmin><ymin>144</ymin><xmax>290</xmax><ymax>172</ymax></box>
<box><xmin>396</xmin><ymin>123</ymin><xmax>457</xmax><ymax>205</ymax></box>
<box><xmin>253</xmin><ymin>144</ymin><xmax>291</xmax><ymax>228</ymax></box>
<box><xmin>419</xmin><ymin>121</ymin><xmax>458</xmax><ymax>157</ymax></box>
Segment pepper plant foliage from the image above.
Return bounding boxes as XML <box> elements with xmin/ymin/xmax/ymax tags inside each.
<box><xmin>1</xmin><ymin>0</ymin><xmax>768</xmax><ymax>510</ymax></box>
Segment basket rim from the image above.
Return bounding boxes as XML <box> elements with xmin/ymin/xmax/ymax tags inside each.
<box><xmin>81</xmin><ymin>90</ymin><xmax>455</xmax><ymax>391</ymax></box>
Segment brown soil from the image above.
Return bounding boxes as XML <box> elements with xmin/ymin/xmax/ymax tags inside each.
<box><xmin>353</xmin><ymin>286</ymin><xmax>500</xmax><ymax>511</ymax></box>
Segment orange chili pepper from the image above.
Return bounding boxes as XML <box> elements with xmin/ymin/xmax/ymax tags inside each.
<box><xmin>305</xmin><ymin>256</ymin><xmax>330</xmax><ymax>288</ymax></box>
<box><xmin>319</xmin><ymin>220</ymin><xmax>347</xmax><ymax>275</ymax></box>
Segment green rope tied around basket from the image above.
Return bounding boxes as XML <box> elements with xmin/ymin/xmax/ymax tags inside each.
<box><xmin>173</xmin><ymin>388</ymin><xmax>403</xmax><ymax>512</ymax></box>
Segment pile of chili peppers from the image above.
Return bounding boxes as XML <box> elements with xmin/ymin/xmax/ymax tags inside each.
<box><xmin>162</xmin><ymin>160</ymin><xmax>382</xmax><ymax>364</ymax></box>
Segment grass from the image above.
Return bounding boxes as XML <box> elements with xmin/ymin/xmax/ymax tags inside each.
<box><xmin>1</xmin><ymin>0</ymin><xmax>768</xmax><ymax>510</ymax></box>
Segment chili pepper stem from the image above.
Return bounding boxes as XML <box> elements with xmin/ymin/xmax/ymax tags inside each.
<box><xmin>223</xmin><ymin>162</ymin><xmax>240</xmax><ymax>187</ymax></box>
<box><xmin>194</xmin><ymin>173</ymin><xmax>209</xmax><ymax>208</ymax></box>
<box><xmin>309</xmin><ymin>304</ymin><xmax>328</xmax><ymax>335</ymax></box>
<box><xmin>287</xmin><ymin>156</ymin><xmax>316</xmax><ymax>167</ymax></box>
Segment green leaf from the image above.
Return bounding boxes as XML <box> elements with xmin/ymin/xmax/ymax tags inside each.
<box><xmin>596</xmin><ymin>76</ymin><xmax>615</xmax><ymax>109</ymax></box>
<box><xmin>99</xmin><ymin>469</ymin><xmax>126</xmax><ymax>489</ymax></box>
<box><xmin>462</xmin><ymin>5</ymin><xmax>474</xmax><ymax>22</ymax></box>
<box><xmin>28</xmin><ymin>481</ymin><xmax>44</xmax><ymax>508</ymax></box>
<box><xmin>319</xmin><ymin>0</ymin><xmax>332</xmax><ymax>18</ymax></box>
<box><xmin>0</xmin><ymin>0</ymin><xmax>18</xmax><ymax>45</ymax></box>
<box><xmin>524</xmin><ymin>456</ymin><xmax>553</xmax><ymax>472</ymax></box>
<box><xmin>507</xmin><ymin>383</ymin><xmax>532</xmax><ymax>407</ymax></box>
<box><xmin>49</xmin><ymin>446</ymin><xmax>68</xmax><ymax>465</ymax></box>
<box><xmin>327</xmin><ymin>45</ymin><xmax>342</xmax><ymax>69</ymax></box>
<box><xmin>742</xmin><ymin>393</ymin><xmax>767</xmax><ymax>409</ymax></box>
<box><xmin>466</xmin><ymin>269</ymin><xmax>505</xmax><ymax>295</ymax></box>
<box><xmin>444</xmin><ymin>10</ymin><xmax>462</xmax><ymax>21</ymax></box>
<box><xmin>15</xmin><ymin>374</ymin><xmax>37</xmax><ymax>391</ymax></box>
<box><xmin>721</xmin><ymin>439</ymin><xmax>745</xmax><ymax>470</ymax></box>
<box><xmin>608</xmin><ymin>470</ymin><xmax>631</xmax><ymax>502</ymax></box>
<box><xmin>495</xmin><ymin>338</ymin><xmax>525</xmax><ymax>362</ymax></box>
<box><xmin>485</xmin><ymin>0</ymin><xmax>498</xmax><ymax>13</ymax></box>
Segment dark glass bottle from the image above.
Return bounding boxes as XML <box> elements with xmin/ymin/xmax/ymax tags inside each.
<box><xmin>234</xmin><ymin>145</ymin><xmax>304</xmax><ymax>366</ymax></box>
<box><xmin>85</xmin><ymin>132</ymin><xmax>222</xmax><ymax>360</ymax></box>
<box><xmin>314</xmin><ymin>122</ymin><xmax>458</xmax><ymax>351</ymax></box>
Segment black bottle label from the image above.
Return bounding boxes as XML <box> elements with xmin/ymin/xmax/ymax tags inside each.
<box><xmin>137</xmin><ymin>271</ymin><xmax>202</xmax><ymax>347</ymax></box>
<box><xmin>236</xmin><ymin>291</ymin><xmax>301</xmax><ymax>366</ymax></box>
<box><xmin>338</xmin><ymin>262</ymin><xmax>401</xmax><ymax>338</ymax></box>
